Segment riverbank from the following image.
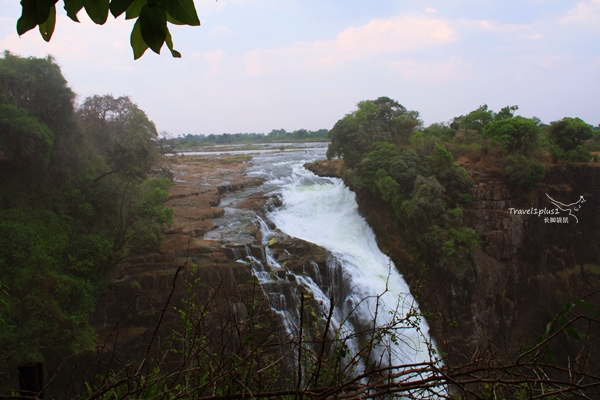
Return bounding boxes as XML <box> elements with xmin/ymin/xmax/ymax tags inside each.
<box><xmin>162</xmin><ymin>153</ymin><xmax>265</xmax><ymax>250</ymax></box>
<box><xmin>87</xmin><ymin>154</ymin><xmax>271</xmax><ymax>374</ymax></box>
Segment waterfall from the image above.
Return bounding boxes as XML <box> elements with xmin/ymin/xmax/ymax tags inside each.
<box><xmin>243</xmin><ymin>149</ymin><xmax>436</xmax><ymax>372</ymax></box>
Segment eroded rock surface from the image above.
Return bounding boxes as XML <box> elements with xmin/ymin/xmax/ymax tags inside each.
<box><xmin>91</xmin><ymin>154</ymin><xmax>270</xmax><ymax>362</ymax></box>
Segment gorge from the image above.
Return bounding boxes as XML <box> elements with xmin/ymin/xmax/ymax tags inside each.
<box><xmin>82</xmin><ymin>144</ymin><xmax>442</xmax><ymax>398</ymax></box>
<box><xmin>80</xmin><ymin>144</ymin><xmax>600</xmax><ymax>398</ymax></box>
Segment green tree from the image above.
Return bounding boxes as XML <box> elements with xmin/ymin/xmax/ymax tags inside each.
<box><xmin>78</xmin><ymin>94</ymin><xmax>160</xmax><ymax>182</ymax></box>
<box><xmin>0</xmin><ymin>104</ymin><xmax>54</xmax><ymax>172</ymax></box>
<box><xmin>427</xmin><ymin>143</ymin><xmax>472</xmax><ymax>205</ymax></box>
<box><xmin>374</xmin><ymin>169</ymin><xmax>400</xmax><ymax>203</ymax></box>
<box><xmin>399</xmin><ymin>175</ymin><xmax>478</xmax><ymax>265</ymax></box>
<box><xmin>16</xmin><ymin>0</ymin><xmax>200</xmax><ymax>59</ymax></box>
<box><xmin>0</xmin><ymin>51</ymin><xmax>75</xmax><ymax>132</ymax></box>
<box><xmin>0</xmin><ymin>51</ymin><xmax>82</xmax><ymax>188</ymax></box>
<box><xmin>494</xmin><ymin>105</ymin><xmax>519</xmax><ymax>121</ymax></box>
<box><xmin>484</xmin><ymin>116</ymin><xmax>540</xmax><ymax>156</ymax></box>
<box><xmin>547</xmin><ymin>117</ymin><xmax>594</xmax><ymax>158</ymax></box>
<box><xmin>327</xmin><ymin>97</ymin><xmax>421</xmax><ymax>168</ymax></box>
<box><xmin>450</xmin><ymin>104</ymin><xmax>518</xmax><ymax>133</ymax></box>
<box><xmin>357</xmin><ymin>141</ymin><xmax>400</xmax><ymax>190</ymax></box>
<box><xmin>451</xmin><ymin>104</ymin><xmax>494</xmax><ymax>133</ymax></box>
<box><xmin>400</xmin><ymin>175</ymin><xmax>447</xmax><ymax>228</ymax></box>
<box><xmin>504</xmin><ymin>155</ymin><xmax>546</xmax><ymax>191</ymax></box>
<box><xmin>388</xmin><ymin>148</ymin><xmax>425</xmax><ymax>196</ymax></box>
<box><xmin>423</xmin><ymin>122</ymin><xmax>454</xmax><ymax>138</ymax></box>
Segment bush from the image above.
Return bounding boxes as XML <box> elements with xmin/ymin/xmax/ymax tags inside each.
<box><xmin>564</xmin><ymin>145</ymin><xmax>592</xmax><ymax>162</ymax></box>
<box><xmin>549</xmin><ymin>144</ymin><xmax>564</xmax><ymax>163</ymax></box>
<box><xmin>388</xmin><ymin>149</ymin><xmax>425</xmax><ymax>196</ymax></box>
<box><xmin>358</xmin><ymin>142</ymin><xmax>400</xmax><ymax>191</ymax></box>
<box><xmin>504</xmin><ymin>156</ymin><xmax>546</xmax><ymax>191</ymax></box>
<box><xmin>427</xmin><ymin>143</ymin><xmax>473</xmax><ymax>205</ymax></box>
<box><xmin>550</xmin><ymin>143</ymin><xmax>592</xmax><ymax>163</ymax></box>
<box><xmin>400</xmin><ymin>175</ymin><xmax>447</xmax><ymax>228</ymax></box>
<box><xmin>374</xmin><ymin>169</ymin><xmax>400</xmax><ymax>203</ymax></box>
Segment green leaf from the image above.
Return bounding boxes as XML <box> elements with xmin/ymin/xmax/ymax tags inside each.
<box><xmin>564</xmin><ymin>301</ymin><xmax>575</xmax><ymax>313</ymax></box>
<box><xmin>38</xmin><ymin>5</ymin><xmax>56</xmax><ymax>41</ymax></box>
<box><xmin>536</xmin><ymin>336</ymin><xmax>543</xmax><ymax>345</ymax></box>
<box><xmin>577</xmin><ymin>299</ymin><xmax>595</xmax><ymax>317</ymax></box>
<box><xmin>17</xmin><ymin>0</ymin><xmax>53</xmax><ymax>36</ymax></box>
<box><xmin>130</xmin><ymin>18</ymin><xmax>149</xmax><ymax>60</ymax></box>
<box><xmin>162</xmin><ymin>0</ymin><xmax>200</xmax><ymax>26</ymax></box>
<box><xmin>64</xmin><ymin>0</ymin><xmax>83</xmax><ymax>22</ymax></box>
<box><xmin>110</xmin><ymin>0</ymin><xmax>135</xmax><ymax>17</ymax></box>
<box><xmin>83</xmin><ymin>0</ymin><xmax>109</xmax><ymax>24</ymax></box>
<box><xmin>166</xmin><ymin>12</ymin><xmax>184</xmax><ymax>25</ymax></box>
<box><xmin>557</xmin><ymin>315</ymin><xmax>566</xmax><ymax>327</ymax></box>
<box><xmin>126</xmin><ymin>0</ymin><xmax>146</xmax><ymax>19</ymax></box>
<box><xmin>545</xmin><ymin>322</ymin><xmax>553</xmax><ymax>335</ymax></box>
<box><xmin>165</xmin><ymin>29</ymin><xmax>181</xmax><ymax>58</ymax></box>
<box><xmin>566</xmin><ymin>327</ymin><xmax>581</xmax><ymax>341</ymax></box>
<box><xmin>139</xmin><ymin>4</ymin><xmax>167</xmax><ymax>54</ymax></box>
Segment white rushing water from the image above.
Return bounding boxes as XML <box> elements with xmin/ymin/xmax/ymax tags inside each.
<box><xmin>245</xmin><ymin>148</ymin><xmax>435</xmax><ymax>367</ymax></box>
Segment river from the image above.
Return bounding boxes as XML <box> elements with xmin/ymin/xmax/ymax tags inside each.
<box><xmin>204</xmin><ymin>144</ymin><xmax>436</xmax><ymax>376</ymax></box>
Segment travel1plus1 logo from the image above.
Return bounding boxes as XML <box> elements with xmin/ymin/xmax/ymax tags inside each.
<box><xmin>508</xmin><ymin>194</ymin><xmax>586</xmax><ymax>224</ymax></box>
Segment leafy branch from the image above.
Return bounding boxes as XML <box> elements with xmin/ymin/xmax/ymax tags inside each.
<box><xmin>16</xmin><ymin>0</ymin><xmax>201</xmax><ymax>59</ymax></box>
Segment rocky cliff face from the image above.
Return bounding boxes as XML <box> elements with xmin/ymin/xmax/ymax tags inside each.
<box><xmin>306</xmin><ymin>160</ymin><xmax>600</xmax><ymax>363</ymax></box>
<box><xmin>82</xmin><ymin>155</ymin><xmax>334</xmax><ymax>387</ymax></box>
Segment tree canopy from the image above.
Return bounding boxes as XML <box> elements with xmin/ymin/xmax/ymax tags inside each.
<box><xmin>484</xmin><ymin>115</ymin><xmax>540</xmax><ymax>156</ymax></box>
<box><xmin>326</xmin><ymin>97</ymin><xmax>421</xmax><ymax>168</ymax></box>
<box><xmin>16</xmin><ymin>0</ymin><xmax>201</xmax><ymax>59</ymax></box>
<box><xmin>548</xmin><ymin>117</ymin><xmax>594</xmax><ymax>153</ymax></box>
<box><xmin>0</xmin><ymin>53</ymin><xmax>172</xmax><ymax>370</ymax></box>
<box><xmin>450</xmin><ymin>104</ymin><xmax>519</xmax><ymax>134</ymax></box>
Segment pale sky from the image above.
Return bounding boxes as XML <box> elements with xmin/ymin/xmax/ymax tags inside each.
<box><xmin>1</xmin><ymin>0</ymin><xmax>599</xmax><ymax>136</ymax></box>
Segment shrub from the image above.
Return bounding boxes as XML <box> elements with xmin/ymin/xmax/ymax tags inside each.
<box><xmin>564</xmin><ymin>145</ymin><xmax>592</xmax><ymax>162</ymax></box>
<box><xmin>388</xmin><ymin>149</ymin><xmax>425</xmax><ymax>196</ymax></box>
<box><xmin>374</xmin><ymin>169</ymin><xmax>400</xmax><ymax>203</ymax></box>
<box><xmin>427</xmin><ymin>143</ymin><xmax>473</xmax><ymax>205</ymax></box>
<box><xmin>504</xmin><ymin>155</ymin><xmax>546</xmax><ymax>191</ymax></box>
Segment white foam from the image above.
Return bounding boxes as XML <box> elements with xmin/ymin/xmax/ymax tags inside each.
<box><xmin>267</xmin><ymin>162</ymin><xmax>433</xmax><ymax>366</ymax></box>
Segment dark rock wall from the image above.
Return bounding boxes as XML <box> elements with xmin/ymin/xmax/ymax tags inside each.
<box><xmin>307</xmin><ymin>160</ymin><xmax>600</xmax><ymax>364</ymax></box>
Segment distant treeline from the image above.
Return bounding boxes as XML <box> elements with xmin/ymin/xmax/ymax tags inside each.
<box><xmin>175</xmin><ymin>128</ymin><xmax>329</xmax><ymax>147</ymax></box>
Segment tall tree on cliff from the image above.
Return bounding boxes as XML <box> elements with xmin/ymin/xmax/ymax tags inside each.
<box><xmin>484</xmin><ymin>116</ymin><xmax>541</xmax><ymax>157</ymax></box>
<box><xmin>326</xmin><ymin>97</ymin><xmax>421</xmax><ymax>168</ymax></box>
<box><xmin>0</xmin><ymin>50</ymin><xmax>81</xmax><ymax>191</ymax></box>
<box><xmin>548</xmin><ymin>117</ymin><xmax>594</xmax><ymax>152</ymax></box>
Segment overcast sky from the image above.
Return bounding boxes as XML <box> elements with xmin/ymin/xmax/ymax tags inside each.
<box><xmin>0</xmin><ymin>0</ymin><xmax>598</xmax><ymax>136</ymax></box>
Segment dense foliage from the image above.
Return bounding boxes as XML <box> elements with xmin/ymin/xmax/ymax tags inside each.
<box><xmin>17</xmin><ymin>0</ymin><xmax>200</xmax><ymax>59</ymax></box>
<box><xmin>0</xmin><ymin>51</ymin><xmax>172</xmax><ymax>371</ymax></box>
<box><xmin>548</xmin><ymin>117</ymin><xmax>595</xmax><ymax>162</ymax></box>
<box><xmin>327</xmin><ymin>97</ymin><xmax>421</xmax><ymax>168</ymax></box>
<box><xmin>327</xmin><ymin>97</ymin><xmax>598</xmax><ymax>269</ymax></box>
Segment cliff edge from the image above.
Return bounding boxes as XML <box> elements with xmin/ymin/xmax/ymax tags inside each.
<box><xmin>306</xmin><ymin>159</ymin><xmax>600</xmax><ymax>363</ymax></box>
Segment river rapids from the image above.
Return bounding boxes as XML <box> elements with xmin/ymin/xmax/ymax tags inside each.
<box><xmin>204</xmin><ymin>144</ymin><xmax>437</xmax><ymax>373</ymax></box>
